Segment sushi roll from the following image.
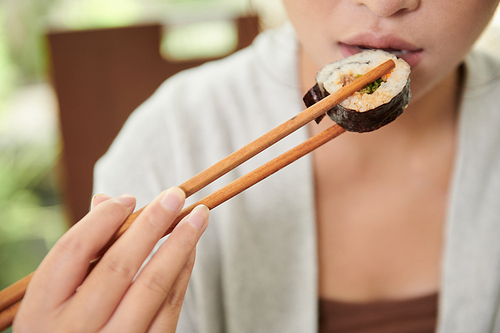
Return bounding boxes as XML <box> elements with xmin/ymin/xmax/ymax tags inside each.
<box><xmin>303</xmin><ymin>50</ymin><xmax>411</xmax><ymax>133</ymax></box>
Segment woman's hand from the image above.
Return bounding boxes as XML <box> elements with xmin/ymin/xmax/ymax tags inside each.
<box><xmin>13</xmin><ymin>187</ymin><xmax>208</xmax><ymax>333</ymax></box>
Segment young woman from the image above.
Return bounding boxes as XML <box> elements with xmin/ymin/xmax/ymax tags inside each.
<box><xmin>14</xmin><ymin>0</ymin><xmax>500</xmax><ymax>332</ymax></box>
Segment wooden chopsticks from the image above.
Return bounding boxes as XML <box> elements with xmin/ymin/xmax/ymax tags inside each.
<box><xmin>0</xmin><ymin>59</ymin><xmax>395</xmax><ymax>330</ymax></box>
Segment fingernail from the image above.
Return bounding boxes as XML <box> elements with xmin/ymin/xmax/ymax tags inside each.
<box><xmin>91</xmin><ymin>193</ymin><xmax>110</xmax><ymax>209</ymax></box>
<box><xmin>160</xmin><ymin>187</ymin><xmax>185</xmax><ymax>212</ymax></box>
<box><xmin>115</xmin><ymin>194</ymin><xmax>136</xmax><ymax>207</ymax></box>
<box><xmin>93</xmin><ymin>193</ymin><xmax>108</xmax><ymax>200</ymax></box>
<box><xmin>187</xmin><ymin>205</ymin><xmax>209</xmax><ymax>230</ymax></box>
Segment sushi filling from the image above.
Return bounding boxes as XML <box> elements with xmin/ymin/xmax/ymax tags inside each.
<box><xmin>341</xmin><ymin>74</ymin><xmax>389</xmax><ymax>95</ymax></box>
<box><xmin>359</xmin><ymin>77</ymin><xmax>383</xmax><ymax>94</ymax></box>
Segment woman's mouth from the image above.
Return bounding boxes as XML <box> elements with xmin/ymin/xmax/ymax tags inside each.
<box><xmin>354</xmin><ymin>45</ymin><xmax>409</xmax><ymax>57</ymax></box>
<box><xmin>339</xmin><ymin>34</ymin><xmax>423</xmax><ymax>68</ymax></box>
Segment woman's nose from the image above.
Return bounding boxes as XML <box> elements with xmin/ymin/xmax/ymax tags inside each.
<box><xmin>353</xmin><ymin>0</ymin><xmax>420</xmax><ymax>17</ymax></box>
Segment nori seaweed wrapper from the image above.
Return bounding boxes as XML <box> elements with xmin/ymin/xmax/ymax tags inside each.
<box><xmin>303</xmin><ymin>83</ymin><xmax>329</xmax><ymax>124</ymax></box>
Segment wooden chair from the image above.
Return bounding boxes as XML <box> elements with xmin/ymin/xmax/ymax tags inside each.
<box><xmin>47</xmin><ymin>16</ymin><xmax>259</xmax><ymax>224</ymax></box>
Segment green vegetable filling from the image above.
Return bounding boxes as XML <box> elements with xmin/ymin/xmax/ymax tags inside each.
<box><xmin>356</xmin><ymin>74</ymin><xmax>384</xmax><ymax>94</ymax></box>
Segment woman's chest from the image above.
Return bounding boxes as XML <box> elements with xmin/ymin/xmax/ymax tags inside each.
<box><xmin>312</xmin><ymin>141</ymin><xmax>452</xmax><ymax>302</ymax></box>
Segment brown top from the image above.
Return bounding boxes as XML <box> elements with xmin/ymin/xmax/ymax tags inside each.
<box><xmin>318</xmin><ymin>293</ymin><xmax>438</xmax><ymax>333</ymax></box>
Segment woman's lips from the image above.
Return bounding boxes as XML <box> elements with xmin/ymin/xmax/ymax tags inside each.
<box><xmin>339</xmin><ymin>34</ymin><xmax>423</xmax><ymax>68</ymax></box>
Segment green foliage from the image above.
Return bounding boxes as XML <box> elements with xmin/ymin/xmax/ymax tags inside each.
<box><xmin>0</xmin><ymin>8</ymin><xmax>19</xmax><ymax>108</ymax></box>
<box><xmin>162</xmin><ymin>20</ymin><xmax>238</xmax><ymax>61</ymax></box>
<box><xmin>2</xmin><ymin>0</ymin><xmax>59</xmax><ymax>83</ymax></box>
<box><xmin>0</xmin><ymin>142</ymin><xmax>67</xmax><ymax>246</ymax></box>
<box><xmin>0</xmin><ymin>137</ymin><xmax>68</xmax><ymax>286</ymax></box>
<box><xmin>54</xmin><ymin>0</ymin><xmax>142</xmax><ymax>30</ymax></box>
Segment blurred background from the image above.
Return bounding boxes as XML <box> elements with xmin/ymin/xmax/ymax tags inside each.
<box><xmin>0</xmin><ymin>0</ymin><xmax>286</xmax><ymax>331</ymax></box>
<box><xmin>0</xmin><ymin>0</ymin><xmax>499</xmax><ymax>331</ymax></box>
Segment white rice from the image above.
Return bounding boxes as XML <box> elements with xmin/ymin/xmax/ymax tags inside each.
<box><xmin>316</xmin><ymin>50</ymin><xmax>411</xmax><ymax>112</ymax></box>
